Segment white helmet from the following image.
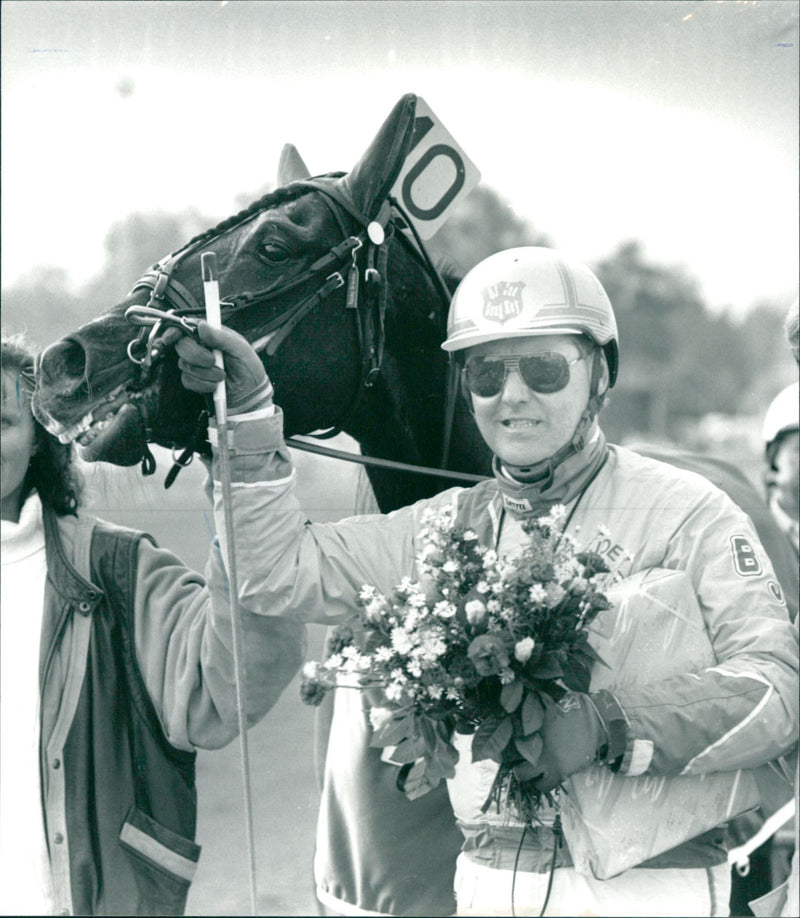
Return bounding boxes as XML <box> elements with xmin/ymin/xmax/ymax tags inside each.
<box><xmin>762</xmin><ymin>381</ymin><xmax>799</xmax><ymax>446</ymax></box>
<box><xmin>443</xmin><ymin>247</ymin><xmax>619</xmax><ymax>385</ymax></box>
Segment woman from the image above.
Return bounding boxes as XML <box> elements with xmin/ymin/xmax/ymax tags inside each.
<box><xmin>0</xmin><ymin>328</ymin><xmax>304</xmax><ymax>916</ymax></box>
<box><xmin>178</xmin><ymin>247</ymin><xmax>798</xmax><ymax>917</ymax></box>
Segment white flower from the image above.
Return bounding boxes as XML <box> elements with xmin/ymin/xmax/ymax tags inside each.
<box><xmin>499</xmin><ymin>668</ymin><xmax>516</xmax><ymax>685</ymax></box>
<box><xmin>302</xmin><ymin>661</ymin><xmax>321</xmax><ymax>678</ymax></box>
<box><xmin>463</xmin><ymin>529</ymin><xmax>478</xmax><ymax>541</ymax></box>
<box><xmin>465</xmin><ymin>599</ymin><xmax>487</xmax><ymax>627</ymax></box>
<box><xmin>545</xmin><ymin>582</ymin><xmax>566</xmax><ymax>605</ymax></box>
<box><xmin>476</xmin><ymin>580</ymin><xmax>490</xmax><ymax>595</ymax></box>
<box><xmin>364</xmin><ymin>597</ymin><xmax>386</xmax><ymax>622</ymax></box>
<box><xmin>385</xmin><ymin>682</ymin><xmax>405</xmax><ymax>702</ymax></box>
<box><xmin>369</xmin><ymin>706</ymin><xmax>395</xmax><ymax>730</ymax></box>
<box><xmin>433</xmin><ymin>600</ymin><xmax>456</xmax><ymax>619</ymax></box>
<box><xmin>547</xmin><ymin>504</ymin><xmax>568</xmax><ymax>525</ymax></box>
<box><xmin>375</xmin><ymin>646</ymin><xmax>394</xmax><ymax>663</ymax></box>
<box><xmin>324</xmin><ymin>653</ymin><xmax>343</xmax><ymax>670</ymax></box>
<box><xmin>529</xmin><ymin>583</ymin><xmax>547</xmax><ymax>603</ymax></box>
<box><xmin>391</xmin><ymin>628</ymin><xmax>414</xmax><ymax>655</ymax></box>
<box><xmin>427</xmin><ymin>684</ymin><xmax>444</xmax><ymax>700</ymax></box>
<box><xmin>415</xmin><ymin>630</ymin><xmax>447</xmax><ymax>662</ymax></box>
<box><xmin>443</xmin><ymin>559</ymin><xmax>459</xmax><ymax>574</ymax></box>
<box><xmin>407</xmin><ymin>660</ymin><xmax>423</xmax><ymax>678</ymax></box>
<box><xmin>409</xmin><ymin>590</ymin><xmax>429</xmax><ymax>609</ymax></box>
<box><xmin>483</xmin><ymin>549</ymin><xmax>498</xmax><ymax>567</ymax></box>
<box><xmin>514</xmin><ymin>637</ymin><xmax>536</xmax><ymax>663</ymax></box>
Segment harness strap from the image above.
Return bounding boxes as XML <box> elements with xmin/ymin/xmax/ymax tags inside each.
<box><xmin>132</xmin><ymin>266</ymin><xmax>203</xmax><ymax>314</ymax></box>
<box><xmin>253</xmin><ymin>270</ymin><xmax>347</xmax><ymax>357</ymax></box>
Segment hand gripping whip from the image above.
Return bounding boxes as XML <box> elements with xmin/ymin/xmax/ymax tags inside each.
<box><xmin>201</xmin><ymin>252</ymin><xmax>259</xmax><ymax>914</ymax></box>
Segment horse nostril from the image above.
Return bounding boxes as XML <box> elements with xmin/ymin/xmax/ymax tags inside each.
<box><xmin>40</xmin><ymin>337</ymin><xmax>87</xmax><ymax>384</ymax></box>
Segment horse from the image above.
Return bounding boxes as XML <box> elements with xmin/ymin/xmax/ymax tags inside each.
<box><xmin>33</xmin><ymin>93</ymin><xmax>492</xmax><ymax>514</ymax></box>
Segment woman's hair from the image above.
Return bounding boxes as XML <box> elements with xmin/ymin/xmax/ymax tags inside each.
<box><xmin>1</xmin><ymin>334</ymin><xmax>81</xmax><ymax>515</ymax></box>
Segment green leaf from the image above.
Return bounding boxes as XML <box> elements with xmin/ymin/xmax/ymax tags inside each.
<box><xmin>561</xmin><ymin>655</ymin><xmax>591</xmax><ymax>694</ymax></box>
<box><xmin>521</xmin><ymin>692</ymin><xmax>545</xmax><ymax>734</ymax></box>
<box><xmin>388</xmin><ymin>734</ymin><xmax>430</xmax><ymax>764</ymax></box>
<box><xmin>369</xmin><ymin>710</ymin><xmax>416</xmax><ymax>747</ymax></box>
<box><xmin>534</xmin><ymin>652</ymin><xmax>564</xmax><ymax>680</ymax></box>
<box><xmin>514</xmin><ymin>732</ymin><xmax>544</xmax><ymax>767</ymax></box>
<box><xmin>579</xmin><ymin>642</ymin><xmax>611</xmax><ymax>669</ymax></box>
<box><xmin>426</xmin><ymin>738</ymin><xmax>459</xmax><ymax>780</ymax></box>
<box><xmin>512</xmin><ymin>759</ymin><xmax>539</xmax><ymax>781</ymax></box>
<box><xmin>401</xmin><ymin>759</ymin><xmax>442</xmax><ymax>800</ymax></box>
<box><xmin>472</xmin><ymin>715</ymin><xmax>513</xmax><ymax>765</ymax></box>
<box><xmin>500</xmin><ymin>680</ymin><xmax>524</xmax><ymax>713</ymax></box>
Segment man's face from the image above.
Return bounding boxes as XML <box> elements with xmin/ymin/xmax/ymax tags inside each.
<box><xmin>467</xmin><ymin>334</ymin><xmax>597</xmax><ymax>469</ymax></box>
<box><xmin>1</xmin><ymin>371</ymin><xmax>37</xmax><ymax>521</ymax></box>
<box><xmin>771</xmin><ymin>430</ymin><xmax>799</xmax><ymax>520</ymax></box>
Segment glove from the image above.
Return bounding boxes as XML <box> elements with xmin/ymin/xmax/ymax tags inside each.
<box><xmin>175</xmin><ymin>322</ymin><xmax>273</xmax><ymax>415</ymax></box>
<box><xmin>533</xmin><ymin>692</ymin><xmax>607</xmax><ymax>792</ymax></box>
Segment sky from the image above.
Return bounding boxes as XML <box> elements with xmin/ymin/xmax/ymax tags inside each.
<box><xmin>2</xmin><ymin>0</ymin><xmax>798</xmax><ymax>315</ymax></box>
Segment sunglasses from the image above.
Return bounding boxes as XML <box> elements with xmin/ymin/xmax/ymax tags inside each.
<box><xmin>463</xmin><ymin>352</ymin><xmax>586</xmax><ymax>397</ymax></box>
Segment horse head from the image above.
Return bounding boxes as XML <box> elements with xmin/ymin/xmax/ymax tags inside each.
<box><xmin>33</xmin><ymin>94</ymin><xmax>491</xmax><ymax>507</ymax></box>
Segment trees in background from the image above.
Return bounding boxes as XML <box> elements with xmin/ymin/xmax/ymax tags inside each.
<box><xmin>2</xmin><ymin>184</ymin><xmax>795</xmax><ymax>448</ymax></box>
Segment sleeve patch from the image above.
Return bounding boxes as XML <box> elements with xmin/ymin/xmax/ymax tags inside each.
<box><xmin>730</xmin><ymin>535</ymin><xmax>763</xmax><ymax>577</ymax></box>
<box><xmin>767</xmin><ymin>580</ymin><xmax>786</xmax><ymax>604</ymax></box>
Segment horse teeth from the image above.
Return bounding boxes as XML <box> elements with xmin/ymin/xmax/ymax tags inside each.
<box><xmin>57</xmin><ymin>411</ymin><xmax>94</xmax><ymax>444</ymax></box>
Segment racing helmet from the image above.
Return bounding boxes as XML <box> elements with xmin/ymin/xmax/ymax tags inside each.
<box><xmin>762</xmin><ymin>381</ymin><xmax>799</xmax><ymax>447</ymax></box>
<box><xmin>442</xmin><ymin>247</ymin><xmax>619</xmax><ymax>386</ymax></box>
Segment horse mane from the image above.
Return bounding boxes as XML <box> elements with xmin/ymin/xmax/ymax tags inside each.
<box><xmin>180</xmin><ymin>173</ymin><xmax>347</xmax><ymax>253</ymax></box>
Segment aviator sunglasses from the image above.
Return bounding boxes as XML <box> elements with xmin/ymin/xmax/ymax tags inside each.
<box><xmin>463</xmin><ymin>351</ymin><xmax>587</xmax><ymax>398</ymax></box>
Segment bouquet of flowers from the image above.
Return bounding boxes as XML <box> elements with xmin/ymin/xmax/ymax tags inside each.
<box><xmin>300</xmin><ymin>503</ymin><xmax>615</xmax><ymax>824</ymax></box>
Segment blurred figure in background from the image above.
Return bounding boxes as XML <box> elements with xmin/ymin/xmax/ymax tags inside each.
<box><xmin>735</xmin><ymin>300</ymin><xmax>799</xmax><ymax>918</ymax></box>
<box><xmin>762</xmin><ymin>382</ymin><xmax>799</xmax><ymax>563</ymax></box>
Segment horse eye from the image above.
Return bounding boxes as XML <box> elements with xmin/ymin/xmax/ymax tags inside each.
<box><xmin>258</xmin><ymin>242</ymin><xmax>291</xmax><ymax>265</ymax></box>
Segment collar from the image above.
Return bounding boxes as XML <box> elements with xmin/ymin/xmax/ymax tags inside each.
<box><xmin>1</xmin><ymin>491</ymin><xmax>45</xmax><ymax>563</ymax></box>
<box><xmin>494</xmin><ymin>424</ymin><xmax>609</xmax><ymax>518</ymax></box>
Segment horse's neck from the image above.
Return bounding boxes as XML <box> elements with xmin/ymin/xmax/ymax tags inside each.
<box><xmin>344</xmin><ymin>238</ymin><xmax>492</xmax><ymax>512</ymax></box>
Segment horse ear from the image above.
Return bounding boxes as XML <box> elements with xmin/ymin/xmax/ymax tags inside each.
<box><xmin>337</xmin><ymin>93</ymin><xmax>418</xmax><ymax>220</ymax></box>
<box><xmin>277</xmin><ymin>144</ymin><xmax>311</xmax><ymax>184</ymax></box>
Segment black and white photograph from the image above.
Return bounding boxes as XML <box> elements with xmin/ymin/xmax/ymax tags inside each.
<box><xmin>1</xmin><ymin>2</ymin><xmax>798</xmax><ymax>916</ymax></box>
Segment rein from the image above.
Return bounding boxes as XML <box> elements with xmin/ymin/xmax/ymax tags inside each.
<box><xmin>123</xmin><ymin>179</ymin><xmax>468</xmax><ymax>487</ymax></box>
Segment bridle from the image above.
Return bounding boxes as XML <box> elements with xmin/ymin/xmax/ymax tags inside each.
<box><xmin>123</xmin><ymin>178</ymin><xmax>486</xmax><ymax>487</ymax></box>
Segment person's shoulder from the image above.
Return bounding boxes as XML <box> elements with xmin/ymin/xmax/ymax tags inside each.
<box><xmin>55</xmin><ymin>509</ymin><xmax>158</xmax><ymax>552</ymax></box>
<box><xmin>607</xmin><ymin>443</ymin><xmax>726</xmax><ymax>499</ymax></box>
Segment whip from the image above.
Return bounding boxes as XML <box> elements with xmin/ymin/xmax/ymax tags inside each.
<box><xmin>201</xmin><ymin>252</ymin><xmax>259</xmax><ymax>915</ymax></box>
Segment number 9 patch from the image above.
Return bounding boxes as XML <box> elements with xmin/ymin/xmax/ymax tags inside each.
<box><xmin>730</xmin><ymin>535</ymin><xmax>763</xmax><ymax>577</ymax></box>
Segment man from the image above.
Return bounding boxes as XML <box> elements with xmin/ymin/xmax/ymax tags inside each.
<box><xmin>181</xmin><ymin>247</ymin><xmax>798</xmax><ymax>917</ymax></box>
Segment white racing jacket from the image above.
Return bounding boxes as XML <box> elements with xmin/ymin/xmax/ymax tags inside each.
<box><xmin>248</xmin><ymin>412</ymin><xmax>799</xmax><ymax>915</ymax></box>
